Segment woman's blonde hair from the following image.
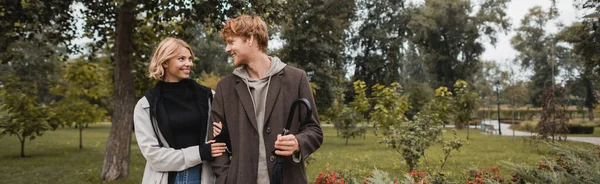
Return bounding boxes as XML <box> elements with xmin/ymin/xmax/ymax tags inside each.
<box><xmin>148</xmin><ymin>37</ymin><xmax>194</xmax><ymax>80</ymax></box>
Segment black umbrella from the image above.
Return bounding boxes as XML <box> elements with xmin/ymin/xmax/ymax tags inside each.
<box><xmin>270</xmin><ymin>98</ymin><xmax>312</xmax><ymax>184</ymax></box>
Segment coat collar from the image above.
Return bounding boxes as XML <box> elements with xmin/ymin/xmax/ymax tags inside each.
<box><xmin>234</xmin><ymin>67</ymin><xmax>286</xmax><ymax>132</ymax></box>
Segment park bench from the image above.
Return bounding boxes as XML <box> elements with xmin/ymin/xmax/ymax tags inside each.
<box><xmin>485</xmin><ymin>124</ymin><xmax>497</xmax><ymax>134</ymax></box>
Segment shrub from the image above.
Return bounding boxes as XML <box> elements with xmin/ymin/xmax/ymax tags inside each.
<box><xmin>465</xmin><ymin>166</ymin><xmax>506</xmax><ymax>184</ymax></box>
<box><xmin>507</xmin><ymin>143</ymin><xmax>600</xmax><ymax>184</ymax></box>
<box><xmin>315</xmin><ymin>171</ymin><xmax>346</xmax><ymax>184</ymax></box>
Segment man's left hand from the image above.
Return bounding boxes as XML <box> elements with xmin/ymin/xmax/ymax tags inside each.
<box><xmin>274</xmin><ymin>134</ymin><xmax>299</xmax><ymax>156</ymax></box>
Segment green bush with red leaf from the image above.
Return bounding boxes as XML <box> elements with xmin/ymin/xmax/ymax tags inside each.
<box><xmin>466</xmin><ymin>166</ymin><xmax>506</xmax><ymax>184</ymax></box>
<box><xmin>314</xmin><ymin>170</ymin><xmax>346</xmax><ymax>184</ymax></box>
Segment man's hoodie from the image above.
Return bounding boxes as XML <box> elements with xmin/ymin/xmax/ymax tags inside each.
<box><xmin>232</xmin><ymin>56</ymin><xmax>286</xmax><ymax>184</ymax></box>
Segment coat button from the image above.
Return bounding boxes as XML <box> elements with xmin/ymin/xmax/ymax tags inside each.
<box><xmin>269</xmin><ymin>155</ymin><xmax>275</xmax><ymax>162</ymax></box>
<box><xmin>266</xmin><ymin>127</ymin><xmax>271</xmax><ymax>133</ymax></box>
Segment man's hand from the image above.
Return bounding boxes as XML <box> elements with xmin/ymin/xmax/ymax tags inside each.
<box><xmin>274</xmin><ymin>134</ymin><xmax>299</xmax><ymax>156</ymax></box>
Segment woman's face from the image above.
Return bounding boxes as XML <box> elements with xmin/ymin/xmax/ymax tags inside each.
<box><xmin>163</xmin><ymin>47</ymin><xmax>193</xmax><ymax>82</ymax></box>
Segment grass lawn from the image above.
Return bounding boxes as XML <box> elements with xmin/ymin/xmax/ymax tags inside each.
<box><xmin>0</xmin><ymin>124</ymin><xmax>597</xmax><ymax>183</ymax></box>
<box><xmin>0</xmin><ymin>124</ymin><xmax>145</xmax><ymax>184</ymax></box>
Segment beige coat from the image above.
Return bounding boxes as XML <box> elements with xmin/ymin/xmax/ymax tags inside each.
<box><xmin>209</xmin><ymin>66</ymin><xmax>323</xmax><ymax>184</ymax></box>
<box><xmin>133</xmin><ymin>96</ymin><xmax>215</xmax><ymax>184</ymax></box>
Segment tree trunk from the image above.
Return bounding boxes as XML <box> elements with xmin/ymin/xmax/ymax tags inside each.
<box><xmin>19</xmin><ymin>137</ymin><xmax>25</xmax><ymax>157</ymax></box>
<box><xmin>588</xmin><ymin>107</ymin><xmax>594</xmax><ymax>121</ymax></box>
<box><xmin>466</xmin><ymin>121</ymin><xmax>469</xmax><ymax>140</ymax></box>
<box><xmin>79</xmin><ymin>126</ymin><xmax>83</xmax><ymax>149</ymax></box>
<box><xmin>101</xmin><ymin>0</ymin><xmax>137</xmax><ymax>181</ymax></box>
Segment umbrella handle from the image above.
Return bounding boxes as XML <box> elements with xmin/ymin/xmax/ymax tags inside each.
<box><xmin>282</xmin><ymin>98</ymin><xmax>312</xmax><ymax>136</ymax></box>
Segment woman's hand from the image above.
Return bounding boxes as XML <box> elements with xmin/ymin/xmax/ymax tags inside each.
<box><xmin>206</xmin><ymin>140</ymin><xmax>227</xmax><ymax>157</ymax></box>
<box><xmin>213</xmin><ymin>122</ymin><xmax>222</xmax><ymax>137</ymax></box>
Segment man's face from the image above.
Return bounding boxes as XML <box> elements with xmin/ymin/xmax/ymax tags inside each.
<box><xmin>225</xmin><ymin>36</ymin><xmax>252</xmax><ymax>67</ymax></box>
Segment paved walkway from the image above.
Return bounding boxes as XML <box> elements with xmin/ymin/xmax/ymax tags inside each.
<box><xmin>322</xmin><ymin>121</ymin><xmax>600</xmax><ymax>146</ymax></box>
<box><xmin>480</xmin><ymin>120</ymin><xmax>600</xmax><ymax>146</ymax></box>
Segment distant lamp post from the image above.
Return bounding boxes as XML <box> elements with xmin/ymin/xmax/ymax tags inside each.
<box><xmin>495</xmin><ymin>80</ymin><xmax>502</xmax><ymax>135</ymax></box>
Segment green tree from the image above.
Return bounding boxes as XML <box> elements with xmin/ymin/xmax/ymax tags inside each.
<box><xmin>404</xmin><ymin>81</ymin><xmax>434</xmax><ymax>120</ymax></box>
<box><xmin>0</xmin><ymin>76</ymin><xmax>60</xmax><ymax>157</ymax></box>
<box><xmin>399</xmin><ymin>42</ymin><xmax>429</xmax><ymax>84</ymax></box>
<box><xmin>51</xmin><ymin>60</ymin><xmax>111</xmax><ymax>149</ymax></box>
<box><xmin>423</xmin><ymin>86</ymin><xmax>455</xmax><ymax>127</ymax></box>
<box><xmin>324</xmin><ymin>81</ymin><xmax>368</xmax><ymax>145</ymax></box>
<box><xmin>189</xmin><ymin>31</ymin><xmax>234</xmax><ymax>77</ymax></box>
<box><xmin>503</xmin><ymin>78</ymin><xmax>531</xmax><ymax>140</ymax></box>
<box><xmin>382</xmin><ymin>113</ymin><xmax>443</xmax><ymax>172</ymax></box>
<box><xmin>409</xmin><ymin>0</ymin><xmax>510</xmax><ymax>89</ymax></box>
<box><xmin>0</xmin><ymin>37</ymin><xmax>65</xmax><ymax>104</ymax></box>
<box><xmin>557</xmin><ymin>22</ymin><xmax>599</xmax><ymax>120</ymax></box>
<box><xmin>0</xmin><ymin>0</ymin><xmax>75</xmax><ymax>64</ymax></box>
<box><xmin>452</xmin><ymin>80</ymin><xmax>479</xmax><ymax>140</ymax></box>
<box><xmin>370</xmin><ymin>82</ymin><xmax>410</xmax><ymax>135</ymax></box>
<box><xmin>280</xmin><ymin>0</ymin><xmax>355</xmax><ymax>113</ymax></box>
<box><xmin>350</xmin><ymin>0</ymin><xmax>409</xmax><ymax>94</ymax></box>
<box><xmin>511</xmin><ymin>6</ymin><xmax>569</xmax><ymax>106</ymax></box>
<box><xmin>347</xmin><ymin>80</ymin><xmax>370</xmax><ymax>141</ymax></box>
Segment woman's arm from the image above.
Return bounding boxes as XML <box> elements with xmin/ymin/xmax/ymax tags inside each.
<box><xmin>133</xmin><ymin>97</ymin><xmax>210</xmax><ymax>172</ymax></box>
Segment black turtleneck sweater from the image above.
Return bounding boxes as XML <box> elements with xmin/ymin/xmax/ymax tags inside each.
<box><xmin>160</xmin><ymin>80</ymin><xmax>205</xmax><ymax>149</ymax></box>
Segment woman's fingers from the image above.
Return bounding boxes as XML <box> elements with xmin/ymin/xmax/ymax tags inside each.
<box><xmin>213</xmin><ymin>122</ymin><xmax>222</xmax><ymax>137</ymax></box>
<box><xmin>211</xmin><ymin>143</ymin><xmax>227</xmax><ymax>153</ymax></box>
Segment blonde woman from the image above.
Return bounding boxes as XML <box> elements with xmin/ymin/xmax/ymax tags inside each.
<box><xmin>133</xmin><ymin>37</ymin><xmax>227</xmax><ymax>184</ymax></box>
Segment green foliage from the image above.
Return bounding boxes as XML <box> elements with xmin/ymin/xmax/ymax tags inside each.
<box><xmin>364</xmin><ymin>169</ymin><xmax>397</xmax><ymax>184</ymax></box>
<box><xmin>0</xmin><ymin>76</ymin><xmax>60</xmax><ymax>157</ymax></box>
<box><xmin>453</xmin><ymin>80</ymin><xmax>480</xmax><ymax>129</ymax></box>
<box><xmin>404</xmin><ymin>82</ymin><xmax>434</xmax><ymax>120</ymax></box>
<box><xmin>502</xmin><ymin>81</ymin><xmax>531</xmax><ymax>108</ymax></box>
<box><xmin>0</xmin><ymin>37</ymin><xmax>65</xmax><ymax>104</ymax></box>
<box><xmin>51</xmin><ymin>60</ymin><xmax>110</xmax><ymax>149</ymax></box>
<box><xmin>189</xmin><ymin>32</ymin><xmax>234</xmax><ymax>77</ymax></box>
<box><xmin>195</xmin><ymin>72</ymin><xmax>222</xmax><ymax>90</ymax></box>
<box><xmin>280</xmin><ymin>0</ymin><xmax>355</xmax><ymax>113</ymax></box>
<box><xmin>439</xmin><ymin>130</ymin><xmax>464</xmax><ymax>171</ymax></box>
<box><xmin>327</xmin><ymin>80</ymin><xmax>369</xmax><ymax>145</ymax></box>
<box><xmin>511</xmin><ymin>6</ymin><xmax>569</xmax><ymax>106</ymax></box>
<box><xmin>376</xmin><ymin>82</ymin><xmax>465</xmax><ymax>173</ymax></box>
<box><xmin>382</xmin><ymin>113</ymin><xmax>445</xmax><ymax>172</ymax></box>
<box><xmin>422</xmin><ymin>86</ymin><xmax>454</xmax><ymax>126</ymax></box>
<box><xmin>370</xmin><ymin>82</ymin><xmax>410</xmax><ymax>135</ymax></box>
<box><xmin>537</xmin><ymin>86</ymin><xmax>569</xmax><ymax>141</ymax></box>
<box><xmin>350</xmin><ymin>0</ymin><xmax>408</xmax><ymax>93</ymax></box>
<box><xmin>409</xmin><ymin>0</ymin><xmax>510</xmax><ymax>88</ymax></box>
<box><xmin>0</xmin><ymin>0</ymin><xmax>76</xmax><ymax>64</ymax></box>
<box><xmin>349</xmin><ymin>81</ymin><xmax>370</xmax><ymax>115</ymax></box>
<box><xmin>557</xmin><ymin>21</ymin><xmax>599</xmax><ymax>120</ymax></box>
<box><xmin>507</xmin><ymin>143</ymin><xmax>600</xmax><ymax>184</ymax></box>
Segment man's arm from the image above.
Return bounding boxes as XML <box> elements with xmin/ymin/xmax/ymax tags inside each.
<box><xmin>293</xmin><ymin>72</ymin><xmax>324</xmax><ymax>160</ymax></box>
<box><xmin>209</xmin><ymin>82</ymin><xmax>230</xmax><ymax>183</ymax></box>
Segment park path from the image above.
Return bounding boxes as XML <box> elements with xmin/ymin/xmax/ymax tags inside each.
<box><xmin>480</xmin><ymin>120</ymin><xmax>600</xmax><ymax>146</ymax></box>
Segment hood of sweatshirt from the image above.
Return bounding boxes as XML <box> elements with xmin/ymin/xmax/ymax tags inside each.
<box><xmin>232</xmin><ymin>56</ymin><xmax>286</xmax><ymax>80</ymax></box>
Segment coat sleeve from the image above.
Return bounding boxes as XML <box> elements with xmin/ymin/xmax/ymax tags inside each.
<box><xmin>209</xmin><ymin>82</ymin><xmax>230</xmax><ymax>183</ymax></box>
<box><xmin>294</xmin><ymin>72</ymin><xmax>324</xmax><ymax>160</ymax></box>
<box><xmin>133</xmin><ymin>97</ymin><xmax>204</xmax><ymax>172</ymax></box>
